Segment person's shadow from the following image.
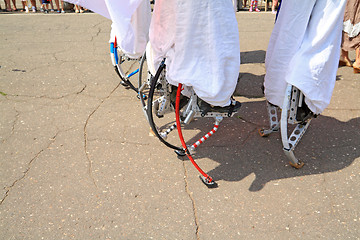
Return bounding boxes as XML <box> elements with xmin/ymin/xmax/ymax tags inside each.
<box><xmin>240</xmin><ymin>50</ymin><xmax>266</xmax><ymax>64</ymax></box>
<box><xmin>176</xmin><ymin>49</ymin><xmax>359</xmax><ymax>191</ymax></box>
<box><xmin>180</xmin><ymin>101</ymin><xmax>360</xmax><ymax>191</ymax></box>
<box><xmin>235</xmin><ymin>50</ymin><xmax>267</xmax><ymax>98</ymax></box>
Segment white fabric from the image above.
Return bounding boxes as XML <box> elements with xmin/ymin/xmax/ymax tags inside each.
<box><xmin>232</xmin><ymin>0</ymin><xmax>238</xmax><ymax>11</ymax></box>
<box><xmin>64</xmin><ymin>0</ymin><xmax>151</xmax><ymax>58</ymax></box>
<box><xmin>106</xmin><ymin>0</ymin><xmax>151</xmax><ymax>58</ymax></box>
<box><xmin>109</xmin><ymin>23</ymin><xmax>116</xmax><ymax>43</ymax></box>
<box><xmin>264</xmin><ymin>0</ymin><xmax>346</xmax><ymax>114</ymax></box>
<box><xmin>148</xmin><ymin>0</ymin><xmax>176</xmax><ymax>70</ymax></box>
<box><xmin>149</xmin><ymin>0</ymin><xmax>240</xmax><ymax>107</ymax></box>
<box><xmin>343</xmin><ymin>19</ymin><xmax>360</xmax><ymax>38</ymax></box>
<box><xmin>65</xmin><ymin>0</ymin><xmax>240</xmax><ymax>106</ymax></box>
<box><xmin>145</xmin><ymin>43</ymin><xmax>156</xmax><ymax>77</ymax></box>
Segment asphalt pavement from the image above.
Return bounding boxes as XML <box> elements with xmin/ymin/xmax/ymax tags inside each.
<box><xmin>0</xmin><ymin>11</ymin><xmax>359</xmax><ymax>240</ymax></box>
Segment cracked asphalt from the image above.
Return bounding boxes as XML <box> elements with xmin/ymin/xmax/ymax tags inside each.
<box><xmin>1</xmin><ymin>12</ymin><xmax>360</xmax><ymax>240</ymax></box>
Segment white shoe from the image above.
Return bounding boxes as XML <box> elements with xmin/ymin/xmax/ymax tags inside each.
<box><xmin>25</xmin><ymin>6</ymin><xmax>29</xmax><ymax>13</ymax></box>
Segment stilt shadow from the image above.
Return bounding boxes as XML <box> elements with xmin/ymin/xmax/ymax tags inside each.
<box><xmin>180</xmin><ymin>100</ymin><xmax>360</xmax><ymax>192</ymax></box>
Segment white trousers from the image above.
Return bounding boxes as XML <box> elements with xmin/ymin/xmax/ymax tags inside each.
<box><xmin>264</xmin><ymin>0</ymin><xmax>346</xmax><ymax>114</ymax></box>
<box><xmin>149</xmin><ymin>0</ymin><xmax>240</xmax><ymax>107</ymax></box>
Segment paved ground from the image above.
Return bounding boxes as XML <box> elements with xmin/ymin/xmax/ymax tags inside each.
<box><xmin>0</xmin><ymin>11</ymin><xmax>359</xmax><ymax>240</ymax></box>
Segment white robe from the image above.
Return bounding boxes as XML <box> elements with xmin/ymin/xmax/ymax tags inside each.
<box><xmin>264</xmin><ymin>0</ymin><xmax>346</xmax><ymax>114</ymax></box>
<box><xmin>65</xmin><ymin>0</ymin><xmax>151</xmax><ymax>58</ymax></box>
<box><xmin>64</xmin><ymin>0</ymin><xmax>240</xmax><ymax>106</ymax></box>
<box><xmin>149</xmin><ymin>0</ymin><xmax>240</xmax><ymax>107</ymax></box>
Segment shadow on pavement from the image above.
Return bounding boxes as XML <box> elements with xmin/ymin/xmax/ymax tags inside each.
<box><xmin>240</xmin><ymin>50</ymin><xmax>266</xmax><ymax>64</ymax></box>
<box><xmin>235</xmin><ymin>73</ymin><xmax>265</xmax><ymax>98</ymax></box>
<box><xmin>235</xmin><ymin>50</ymin><xmax>267</xmax><ymax>97</ymax></box>
<box><xmin>179</xmin><ymin>100</ymin><xmax>360</xmax><ymax>192</ymax></box>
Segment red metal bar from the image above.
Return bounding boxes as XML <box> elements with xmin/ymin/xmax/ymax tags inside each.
<box><xmin>175</xmin><ymin>83</ymin><xmax>213</xmax><ymax>183</ymax></box>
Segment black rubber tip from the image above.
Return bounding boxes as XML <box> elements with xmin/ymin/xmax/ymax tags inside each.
<box><xmin>174</xmin><ymin>149</ymin><xmax>186</xmax><ymax>157</ymax></box>
<box><xmin>120</xmin><ymin>80</ymin><xmax>129</xmax><ymax>87</ymax></box>
<box><xmin>199</xmin><ymin>175</ymin><xmax>218</xmax><ymax>188</ymax></box>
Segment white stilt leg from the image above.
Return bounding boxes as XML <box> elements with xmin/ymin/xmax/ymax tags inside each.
<box><xmin>280</xmin><ymin>84</ymin><xmax>315</xmax><ymax>168</ymax></box>
<box><xmin>259</xmin><ymin>101</ymin><xmax>280</xmax><ymax>137</ymax></box>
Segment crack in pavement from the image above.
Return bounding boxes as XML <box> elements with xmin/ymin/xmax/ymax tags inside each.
<box><xmin>241</xmin><ymin>127</ymin><xmax>261</xmax><ymax>146</ymax></box>
<box><xmin>90</xmin><ymin>19</ymin><xmax>108</xmax><ymax>29</ymax></box>
<box><xmin>83</xmin><ymin>81</ymin><xmax>122</xmax><ymax>189</ymax></box>
<box><xmin>0</xmin><ymin>132</ymin><xmax>59</xmax><ymax>205</ymax></box>
<box><xmin>236</xmin><ymin>115</ymin><xmax>263</xmax><ymax>126</ymax></box>
<box><xmin>178</xmin><ymin>123</ymin><xmax>260</xmax><ymax>240</ymax></box>
<box><xmin>90</xmin><ymin>27</ymin><xmax>102</xmax><ymax>43</ymax></box>
<box><xmin>182</xmin><ymin>161</ymin><xmax>200</xmax><ymax>240</ymax></box>
<box><xmin>3</xmin><ymin>81</ymin><xmax>87</xmax><ymax>100</ymax></box>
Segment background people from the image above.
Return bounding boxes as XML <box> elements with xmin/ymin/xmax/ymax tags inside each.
<box><xmin>271</xmin><ymin>0</ymin><xmax>279</xmax><ymax>14</ymax></box>
<box><xmin>20</xmin><ymin>0</ymin><xmax>28</xmax><ymax>12</ymax></box>
<box><xmin>75</xmin><ymin>4</ymin><xmax>83</xmax><ymax>13</ymax></box>
<box><xmin>340</xmin><ymin>0</ymin><xmax>360</xmax><ymax>73</ymax></box>
<box><xmin>249</xmin><ymin>0</ymin><xmax>260</xmax><ymax>12</ymax></box>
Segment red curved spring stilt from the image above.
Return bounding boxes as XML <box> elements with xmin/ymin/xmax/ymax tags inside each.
<box><xmin>175</xmin><ymin>84</ymin><xmax>216</xmax><ymax>187</ymax></box>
